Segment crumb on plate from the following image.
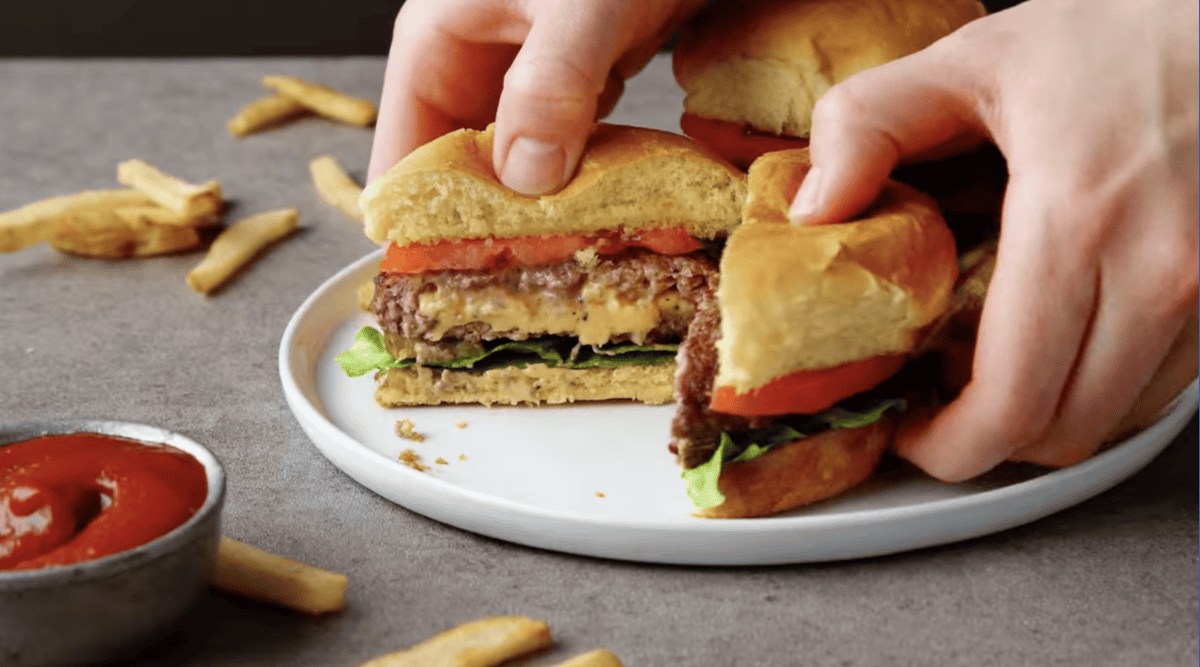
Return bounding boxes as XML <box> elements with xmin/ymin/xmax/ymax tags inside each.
<box><xmin>395</xmin><ymin>418</ymin><xmax>427</xmax><ymax>442</ymax></box>
<box><xmin>398</xmin><ymin>448</ymin><xmax>428</xmax><ymax>472</ymax></box>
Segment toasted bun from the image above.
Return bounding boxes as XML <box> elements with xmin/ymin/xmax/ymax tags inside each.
<box><xmin>716</xmin><ymin>149</ymin><xmax>958</xmax><ymax>393</ymax></box>
<box><xmin>673</xmin><ymin>0</ymin><xmax>985</xmax><ymax>138</ymax></box>
<box><xmin>360</xmin><ymin>123</ymin><xmax>746</xmax><ymax>247</ymax></box>
<box><xmin>374</xmin><ymin>363</ymin><xmax>676</xmax><ymax>407</ymax></box>
<box><xmin>694</xmin><ymin>415</ymin><xmax>895</xmax><ymax>518</ymax></box>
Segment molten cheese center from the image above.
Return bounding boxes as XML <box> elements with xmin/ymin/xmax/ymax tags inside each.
<box><xmin>417</xmin><ymin>283</ymin><xmax>692</xmax><ymax>346</ymax></box>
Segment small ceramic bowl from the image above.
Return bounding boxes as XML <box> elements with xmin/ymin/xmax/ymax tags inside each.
<box><xmin>0</xmin><ymin>420</ymin><xmax>225</xmax><ymax>667</ymax></box>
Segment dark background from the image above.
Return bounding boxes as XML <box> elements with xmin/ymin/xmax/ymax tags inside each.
<box><xmin>3</xmin><ymin>0</ymin><xmax>1026</xmax><ymax>57</ymax></box>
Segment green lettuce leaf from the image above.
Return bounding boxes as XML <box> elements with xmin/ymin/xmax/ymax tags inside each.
<box><xmin>335</xmin><ymin>326</ymin><xmax>678</xmax><ymax>378</ymax></box>
<box><xmin>334</xmin><ymin>326</ymin><xmax>409</xmax><ymax>377</ymax></box>
<box><xmin>683</xmin><ymin>397</ymin><xmax>905</xmax><ymax>509</ymax></box>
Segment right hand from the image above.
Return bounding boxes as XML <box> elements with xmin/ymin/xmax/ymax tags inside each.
<box><xmin>368</xmin><ymin>0</ymin><xmax>706</xmax><ymax>193</ymax></box>
<box><xmin>789</xmin><ymin>0</ymin><xmax>1198</xmax><ymax>481</ymax></box>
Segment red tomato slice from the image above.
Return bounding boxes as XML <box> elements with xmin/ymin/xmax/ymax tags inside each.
<box><xmin>711</xmin><ymin>354</ymin><xmax>907</xmax><ymax>416</ymax></box>
<box><xmin>379</xmin><ymin>227</ymin><xmax>704</xmax><ymax>274</ymax></box>
<box><xmin>680</xmin><ymin>113</ymin><xmax>809</xmax><ymax>170</ymax></box>
<box><xmin>624</xmin><ymin>226</ymin><xmax>707</xmax><ymax>255</ymax></box>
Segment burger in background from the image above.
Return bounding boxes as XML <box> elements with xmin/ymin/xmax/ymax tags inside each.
<box><xmin>672</xmin><ymin>0</ymin><xmax>987</xmax><ymax>170</ymax></box>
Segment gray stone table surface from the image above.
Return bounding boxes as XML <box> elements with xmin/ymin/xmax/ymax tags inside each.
<box><xmin>1</xmin><ymin>55</ymin><xmax>1196</xmax><ymax>667</ymax></box>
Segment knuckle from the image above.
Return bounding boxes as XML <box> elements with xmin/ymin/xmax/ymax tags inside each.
<box><xmin>810</xmin><ymin>82</ymin><xmax>866</xmax><ymax>130</ymax></box>
<box><xmin>970</xmin><ymin>387</ymin><xmax>1054</xmax><ymax>452</ymax></box>
<box><xmin>504</xmin><ymin>54</ymin><xmax>604</xmax><ymax>100</ymax></box>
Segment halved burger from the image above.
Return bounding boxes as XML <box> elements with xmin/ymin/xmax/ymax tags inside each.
<box><xmin>337</xmin><ymin>123</ymin><xmax>746</xmax><ymax>407</ymax></box>
<box><xmin>671</xmin><ymin>148</ymin><xmax>960</xmax><ymax>518</ymax></box>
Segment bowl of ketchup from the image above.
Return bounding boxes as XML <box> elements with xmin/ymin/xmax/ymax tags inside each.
<box><xmin>0</xmin><ymin>419</ymin><xmax>225</xmax><ymax>667</ymax></box>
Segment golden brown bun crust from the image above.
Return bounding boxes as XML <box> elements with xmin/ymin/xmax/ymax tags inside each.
<box><xmin>374</xmin><ymin>363</ymin><xmax>676</xmax><ymax>407</ymax></box>
<box><xmin>694</xmin><ymin>415</ymin><xmax>895</xmax><ymax>518</ymax></box>
<box><xmin>716</xmin><ymin>149</ymin><xmax>959</xmax><ymax>392</ymax></box>
<box><xmin>673</xmin><ymin>0</ymin><xmax>986</xmax><ymax>138</ymax></box>
<box><xmin>360</xmin><ymin>123</ymin><xmax>746</xmax><ymax>246</ymax></box>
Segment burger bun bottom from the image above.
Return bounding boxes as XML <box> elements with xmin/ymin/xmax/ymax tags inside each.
<box><xmin>694</xmin><ymin>415</ymin><xmax>896</xmax><ymax>519</ymax></box>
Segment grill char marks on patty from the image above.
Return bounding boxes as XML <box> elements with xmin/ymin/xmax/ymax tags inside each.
<box><xmin>371</xmin><ymin>249</ymin><xmax>720</xmax><ymax>364</ymax></box>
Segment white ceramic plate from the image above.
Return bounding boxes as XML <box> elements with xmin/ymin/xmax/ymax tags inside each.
<box><xmin>279</xmin><ymin>251</ymin><xmax>1199</xmax><ymax>565</ymax></box>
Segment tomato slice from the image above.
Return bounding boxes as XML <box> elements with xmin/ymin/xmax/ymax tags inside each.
<box><xmin>379</xmin><ymin>226</ymin><xmax>704</xmax><ymax>274</ymax></box>
<box><xmin>710</xmin><ymin>354</ymin><xmax>907</xmax><ymax>416</ymax></box>
<box><xmin>680</xmin><ymin>113</ymin><xmax>809</xmax><ymax>170</ymax></box>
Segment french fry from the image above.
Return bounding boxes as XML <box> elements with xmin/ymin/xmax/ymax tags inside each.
<box><xmin>109</xmin><ymin>204</ymin><xmax>222</xmax><ymax>228</ymax></box>
<box><xmin>550</xmin><ymin>649</ymin><xmax>626</xmax><ymax>667</ymax></box>
<box><xmin>50</xmin><ymin>207</ymin><xmax>206</xmax><ymax>258</ymax></box>
<box><xmin>116</xmin><ymin>158</ymin><xmax>223</xmax><ymax>219</ymax></box>
<box><xmin>262</xmin><ymin>75</ymin><xmax>378</xmax><ymax>127</ymax></box>
<box><xmin>226</xmin><ymin>92</ymin><xmax>309</xmax><ymax>137</ymax></box>
<box><xmin>358</xmin><ymin>616</ymin><xmax>552</xmax><ymax>667</ymax></box>
<box><xmin>186</xmin><ymin>208</ymin><xmax>299</xmax><ymax>294</ymax></box>
<box><xmin>1</xmin><ymin>189</ymin><xmax>154</xmax><ymax>253</ymax></box>
<box><xmin>212</xmin><ymin>536</ymin><xmax>347</xmax><ymax>615</ymax></box>
<box><xmin>309</xmin><ymin>155</ymin><xmax>364</xmax><ymax>221</ymax></box>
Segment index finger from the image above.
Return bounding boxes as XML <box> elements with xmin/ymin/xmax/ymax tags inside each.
<box><xmin>368</xmin><ymin>1</ymin><xmax>518</xmax><ymax>182</ymax></box>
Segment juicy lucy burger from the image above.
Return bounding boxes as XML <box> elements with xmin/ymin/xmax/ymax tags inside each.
<box><xmin>672</xmin><ymin>148</ymin><xmax>959</xmax><ymax>518</ymax></box>
<box><xmin>337</xmin><ymin>123</ymin><xmax>746</xmax><ymax>407</ymax></box>
<box><xmin>672</xmin><ymin>0</ymin><xmax>987</xmax><ymax>169</ymax></box>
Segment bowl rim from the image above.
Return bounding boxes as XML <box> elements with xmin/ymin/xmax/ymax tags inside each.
<box><xmin>0</xmin><ymin>419</ymin><xmax>226</xmax><ymax>589</ymax></box>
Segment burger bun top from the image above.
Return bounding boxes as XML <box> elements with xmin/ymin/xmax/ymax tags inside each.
<box><xmin>673</xmin><ymin>0</ymin><xmax>986</xmax><ymax>139</ymax></box>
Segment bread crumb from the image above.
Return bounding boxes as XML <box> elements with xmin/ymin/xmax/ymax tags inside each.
<box><xmin>455</xmin><ymin>421</ymin><xmax>468</xmax><ymax>429</ymax></box>
<box><xmin>395</xmin><ymin>418</ymin><xmax>427</xmax><ymax>442</ymax></box>
<box><xmin>458</xmin><ymin>454</ymin><xmax>468</xmax><ymax>461</ymax></box>
<box><xmin>435</xmin><ymin>457</ymin><xmax>449</xmax><ymax>465</ymax></box>
<box><xmin>398</xmin><ymin>449</ymin><xmax>428</xmax><ymax>472</ymax></box>
<box><xmin>595</xmin><ymin>491</ymin><xmax>605</xmax><ymax>498</ymax></box>
<box><xmin>574</xmin><ymin>246</ymin><xmax>598</xmax><ymax>269</ymax></box>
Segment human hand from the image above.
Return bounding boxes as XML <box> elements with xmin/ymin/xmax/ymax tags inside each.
<box><xmin>789</xmin><ymin>0</ymin><xmax>1199</xmax><ymax>481</ymax></box>
<box><xmin>368</xmin><ymin>0</ymin><xmax>706</xmax><ymax>193</ymax></box>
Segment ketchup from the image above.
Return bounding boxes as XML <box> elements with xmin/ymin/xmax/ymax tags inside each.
<box><xmin>0</xmin><ymin>433</ymin><xmax>208</xmax><ymax>571</ymax></box>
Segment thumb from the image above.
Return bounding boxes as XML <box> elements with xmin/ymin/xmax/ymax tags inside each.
<box><xmin>492</xmin><ymin>6</ymin><xmax>624</xmax><ymax>196</ymax></box>
<box><xmin>789</xmin><ymin>50</ymin><xmax>988</xmax><ymax>225</ymax></box>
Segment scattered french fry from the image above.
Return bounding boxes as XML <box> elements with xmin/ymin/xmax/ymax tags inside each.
<box><xmin>186</xmin><ymin>207</ymin><xmax>299</xmax><ymax>294</ymax></box>
<box><xmin>262</xmin><ymin>75</ymin><xmax>378</xmax><ymax>127</ymax></box>
<box><xmin>1</xmin><ymin>189</ymin><xmax>155</xmax><ymax>253</ymax></box>
<box><xmin>107</xmin><ymin>204</ymin><xmax>221</xmax><ymax>228</ymax></box>
<box><xmin>50</xmin><ymin>207</ymin><xmax>206</xmax><ymax>258</ymax></box>
<box><xmin>550</xmin><ymin>649</ymin><xmax>626</xmax><ymax>667</ymax></box>
<box><xmin>358</xmin><ymin>616</ymin><xmax>552</xmax><ymax>667</ymax></box>
<box><xmin>212</xmin><ymin>536</ymin><xmax>347</xmax><ymax>615</ymax></box>
<box><xmin>116</xmin><ymin>159</ymin><xmax>223</xmax><ymax>219</ymax></box>
<box><xmin>309</xmin><ymin>155</ymin><xmax>364</xmax><ymax>220</ymax></box>
<box><xmin>226</xmin><ymin>92</ymin><xmax>309</xmax><ymax>137</ymax></box>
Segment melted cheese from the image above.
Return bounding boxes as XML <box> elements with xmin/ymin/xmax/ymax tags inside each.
<box><xmin>417</xmin><ymin>284</ymin><xmax>692</xmax><ymax>346</ymax></box>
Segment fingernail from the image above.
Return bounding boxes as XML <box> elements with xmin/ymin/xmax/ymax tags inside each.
<box><xmin>501</xmin><ymin>136</ymin><xmax>566</xmax><ymax>196</ymax></box>
<box><xmin>788</xmin><ymin>166</ymin><xmax>822</xmax><ymax>224</ymax></box>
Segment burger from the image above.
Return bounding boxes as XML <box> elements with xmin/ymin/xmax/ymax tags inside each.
<box><xmin>672</xmin><ymin>0</ymin><xmax>987</xmax><ymax>170</ymax></box>
<box><xmin>670</xmin><ymin>148</ymin><xmax>959</xmax><ymax>518</ymax></box>
<box><xmin>337</xmin><ymin>122</ymin><xmax>746</xmax><ymax>407</ymax></box>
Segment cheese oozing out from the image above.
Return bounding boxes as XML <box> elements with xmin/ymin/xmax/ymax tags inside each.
<box><xmin>417</xmin><ymin>282</ymin><xmax>694</xmax><ymax>346</ymax></box>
